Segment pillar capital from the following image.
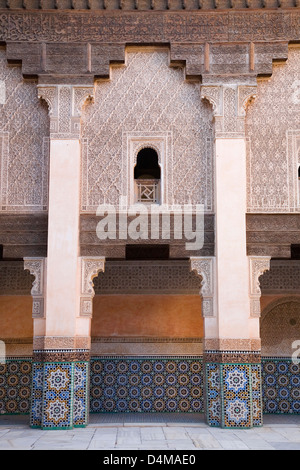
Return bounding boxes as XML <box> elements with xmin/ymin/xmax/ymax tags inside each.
<box><xmin>201</xmin><ymin>83</ymin><xmax>257</xmax><ymax>138</ymax></box>
<box><xmin>37</xmin><ymin>84</ymin><xmax>94</xmax><ymax>139</ymax></box>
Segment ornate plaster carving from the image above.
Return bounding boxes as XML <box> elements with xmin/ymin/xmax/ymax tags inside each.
<box><xmin>80</xmin><ymin>256</ymin><xmax>105</xmax><ymax>317</ymax></box>
<box><xmin>190</xmin><ymin>256</ymin><xmax>215</xmax><ymax>317</ymax></box>
<box><xmin>93</xmin><ymin>260</ymin><xmax>201</xmax><ymax>294</ymax></box>
<box><xmin>0</xmin><ymin>261</ymin><xmax>32</xmax><ymax>295</ymax></box>
<box><xmin>38</xmin><ymin>84</ymin><xmax>94</xmax><ymax>139</ymax></box>
<box><xmin>238</xmin><ymin>86</ymin><xmax>257</xmax><ymax>116</ymax></box>
<box><xmin>81</xmin><ymin>50</ymin><xmax>214</xmax><ymax>210</ymax></box>
<box><xmin>200</xmin><ymin>86</ymin><xmax>222</xmax><ymax>116</ymax></box>
<box><xmin>248</xmin><ymin>256</ymin><xmax>271</xmax><ymax>318</ymax></box>
<box><xmin>23</xmin><ymin>257</ymin><xmax>46</xmax><ymax>318</ymax></box>
<box><xmin>246</xmin><ymin>48</ymin><xmax>300</xmax><ymax>213</ymax></box>
<box><xmin>260</xmin><ymin>260</ymin><xmax>300</xmax><ymax>294</ymax></box>
<box><xmin>0</xmin><ymin>11</ymin><xmax>299</xmax><ymax>43</ymax></box>
<box><xmin>200</xmin><ymin>84</ymin><xmax>257</xmax><ymax>138</ymax></box>
<box><xmin>0</xmin><ymin>50</ymin><xmax>49</xmax><ymax>212</ymax></box>
<box><xmin>260</xmin><ymin>296</ymin><xmax>300</xmax><ymax>357</ymax></box>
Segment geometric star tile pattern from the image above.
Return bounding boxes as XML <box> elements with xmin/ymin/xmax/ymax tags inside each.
<box><xmin>90</xmin><ymin>357</ymin><xmax>203</xmax><ymax>414</ymax></box>
<box><xmin>0</xmin><ymin>356</ymin><xmax>299</xmax><ymax>426</ymax></box>
<box><xmin>262</xmin><ymin>358</ymin><xmax>300</xmax><ymax>415</ymax></box>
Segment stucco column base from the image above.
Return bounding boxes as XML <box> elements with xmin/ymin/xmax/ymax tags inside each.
<box><xmin>203</xmin><ymin>349</ymin><xmax>262</xmax><ymax>429</ymax></box>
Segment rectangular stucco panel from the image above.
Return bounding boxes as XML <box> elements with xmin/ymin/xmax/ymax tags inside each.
<box><xmin>0</xmin><ymin>296</ymin><xmax>33</xmax><ymax>338</ymax></box>
<box><xmin>92</xmin><ymin>294</ymin><xmax>203</xmax><ymax>338</ymax></box>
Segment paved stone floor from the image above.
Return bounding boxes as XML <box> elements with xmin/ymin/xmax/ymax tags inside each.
<box><xmin>0</xmin><ymin>413</ymin><xmax>299</xmax><ymax>450</ymax></box>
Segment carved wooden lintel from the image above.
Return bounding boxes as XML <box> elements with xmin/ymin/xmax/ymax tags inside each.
<box><xmin>0</xmin><ymin>11</ymin><xmax>292</xmax><ymax>80</ymax></box>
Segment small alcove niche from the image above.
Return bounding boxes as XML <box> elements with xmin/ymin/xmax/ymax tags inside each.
<box><xmin>134</xmin><ymin>147</ymin><xmax>161</xmax><ymax>204</ymax></box>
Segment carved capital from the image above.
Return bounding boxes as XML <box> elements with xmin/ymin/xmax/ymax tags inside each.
<box><xmin>190</xmin><ymin>257</ymin><xmax>215</xmax><ymax>317</ymax></box>
<box><xmin>23</xmin><ymin>257</ymin><xmax>46</xmax><ymax>318</ymax></box>
<box><xmin>80</xmin><ymin>256</ymin><xmax>105</xmax><ymax>317</ymax></box>
<box><xmin>201</xmin><ymin>84</ymin><xmax>257</xmax><ymax>138</ymax></box>
<box><xmin>249</xmin><ymin>256</ymin><xmax>271</xmax><ymax>318</ymax></box>
<box><xmin>238</xmin><ymin>85</ymin><xmax>257</xmax><ymax>117</ymax></box>
<box><xmin>200</xmin><ymin>86</ymin><xmax>222</xmax><ymax>116</ymax></box>
<box><xmin>37</xmin><ymin>84</ymin><xmax>94</xmax><ymax>139</ymax></box>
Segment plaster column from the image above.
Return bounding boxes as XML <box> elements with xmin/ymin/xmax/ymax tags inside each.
<box><xmin>25</xmin><ymin>84</ymin><xmax>104</xmax><ymax>430</ymax></box>
<box><xmin>197</xmin><ymin>84</ymin><xmax>271</xmax><ymax>428</ymax></box>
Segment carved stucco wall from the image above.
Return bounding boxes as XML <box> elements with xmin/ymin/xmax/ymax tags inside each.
<box><xmin>261</xmin><ymin>297</ymin><xmax>300</xmax><ymax>357</ymax></box>
<box><xmin>1</xmin><ymin>45</ymin><xmax>299</xmax><ymax>215</ymax></box>
<box><xmin>81</xmin><ymin>48</ymin><xmax>214</xmax><ymax>212</ymax></box>
<box><xmin>0</xmin><ymin>50</ymin><xmax>49</xmax><ymax>212</ymax></box>
<box><xmin>246</xmin><ymin>46</ymin><xmax>300</xmax><ymax>213</ymax></box>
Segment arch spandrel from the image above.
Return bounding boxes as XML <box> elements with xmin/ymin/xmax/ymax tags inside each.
<box><xmin>260</xmin><ymin>296</ymin><xmax>300</xmax><ymax>357</ymax></box>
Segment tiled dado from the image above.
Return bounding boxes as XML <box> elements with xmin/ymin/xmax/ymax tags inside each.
<box><xmin>0</xmin><ymin>357</ymin><xmax>32</xmax><ymax>415</ymax></box>
<box><xmin>31</xmin><ymin>359</ymin><xmax>89</xmax><ymax>430</ymax></box>
<box><xmin>1</xmin><ymin>356</ymin><xmax>299</xmax><ymax>425</ymax></box>
<box><xmin>204</xmin><ymin>351</ymin><xmax>263</xmax><ymax>429</ymax></box>
<box><xmin>90</xmin><ymin>357</ymin><xmax>204</xmax><ymax>414</ymax></box>
<box><xmin>262</xmin><ymin>357</ymin><xmax>300</xmax><ymax>415</ymax></box>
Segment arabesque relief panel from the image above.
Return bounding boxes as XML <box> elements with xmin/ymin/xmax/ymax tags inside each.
<box><xmin>81</xmin><ymin>48</ymin><xmax>214</xmax><ymax>211</ymax></box>
<box><xmin>246</xmin><ymin>47</ymin><xmax>300</xmax><ymax>213</ymax></box>
<box><xmin>0</xmin><ymin>49</ymin><xmax>49</xmax><ymax>212</ymax></box>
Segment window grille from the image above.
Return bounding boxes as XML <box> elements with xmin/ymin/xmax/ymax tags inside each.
<box><xmin>136</xmin><ymin>179</ymin><xmax>159</xmax><ymax>203</ymax></box>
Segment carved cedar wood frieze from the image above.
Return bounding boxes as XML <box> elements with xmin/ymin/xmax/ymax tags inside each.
<box><xmin>3</xmin><ymin>0</ymin><xmax>300</xmax><ymax>10</ymax></box>
<box><xmin>0</xmin><ymin>11</ymin><xmax>297</xmax><ymax>79</ymax></box>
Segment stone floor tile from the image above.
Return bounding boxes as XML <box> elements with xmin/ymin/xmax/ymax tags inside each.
<box><xmin>138</xmin><ymin>444</ymin><xmax>170</xmax><ymax>450</ymax></box>
<box><xmin>163</xmin><ymin>427</ymin><xmax>190</xmax><ymax>440</ymax></box>
<box><xmin>270</xmin><ymin>442</ymin><xmax>300</xmax><ymax>450</ymax></box>
<box><xmin>140</xmin><ymin>426</ymin><xmax>165</xmax><ymax>441</ymax></box>
<box><xmin>185</xmin><ymin>427</ymin><xmax>212</xmax><ymax>437</ymax></box>
<box><xmin>116</xmin><ymin>428</ymin><xmax>142</xmax><ymax>446</ymax></box>
<box><xmin>219</xmin><ymin>440</ymin><xmax>250</xmax><ymax>450</ymax></box>
<box><xmin>165</xmin><ymin>439</ymin><xmax>196</xmax><ymax>450</ymax></box>
<box><xmin>192</xmin><ymin>437</ymin><xmax>223</xmax><ymax>449</ymax></box>
<box><xmin>242</xmin><ymin>439</ymin><xmax>276</xmax><ymax>450</ymax></box>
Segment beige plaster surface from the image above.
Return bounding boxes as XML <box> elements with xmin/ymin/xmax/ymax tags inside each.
<box><xmin>45</xmin><ymin>139</ymin><xmax>83</xmax><ymax>337</ymax></box>
<box><xmin>92</xmin><ymin>294</ymin><xmax>203</xmax><ymax>338</ymax></box>
<box><xmin>0</xmin><ymin>296</ymin><xmax>33</xmax><ymax>338</ymax></box>
<box><xmin>212</xmin><ymin>138</ymin><xmax>255</xmax><ymax>341</ymax></box>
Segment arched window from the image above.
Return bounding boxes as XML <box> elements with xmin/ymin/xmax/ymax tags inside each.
<box><xmin>134</xmin><ymin>147</ymin><xmax>161</xmax><ymax>204</ymax></box>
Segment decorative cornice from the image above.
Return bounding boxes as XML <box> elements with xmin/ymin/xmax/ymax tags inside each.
<box><xmin>203</xmin><ymin>350</ymin><xmax>261</xmax><ymax>364</ymax></box>
<box><xmin>33</xmin><ymin>349</ymin><xmax>90</xmax><ymax>362</ymax></box>
<box><xmin>91</xmin><ymin>336</ymin><xmax>203</xmax><ymax>343</ymax></box>
<box><xmin>0</xmin><ymin>11</ymin><xmax>292</xmax><ymax>81</ymax></box>
<box><xmin>33</xmin><ymin>335</ymin><xmax>91</xmax><ymax>350</ymax></box>
<box><xmin>204</xmin><ymin>338</ymin><xmax>261</xmax><ymax>351</ymax></box>
<box><xmin>2</xmin><ymin>2</ymin><xmax>300</xmax><ymax>11</ymax></box>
